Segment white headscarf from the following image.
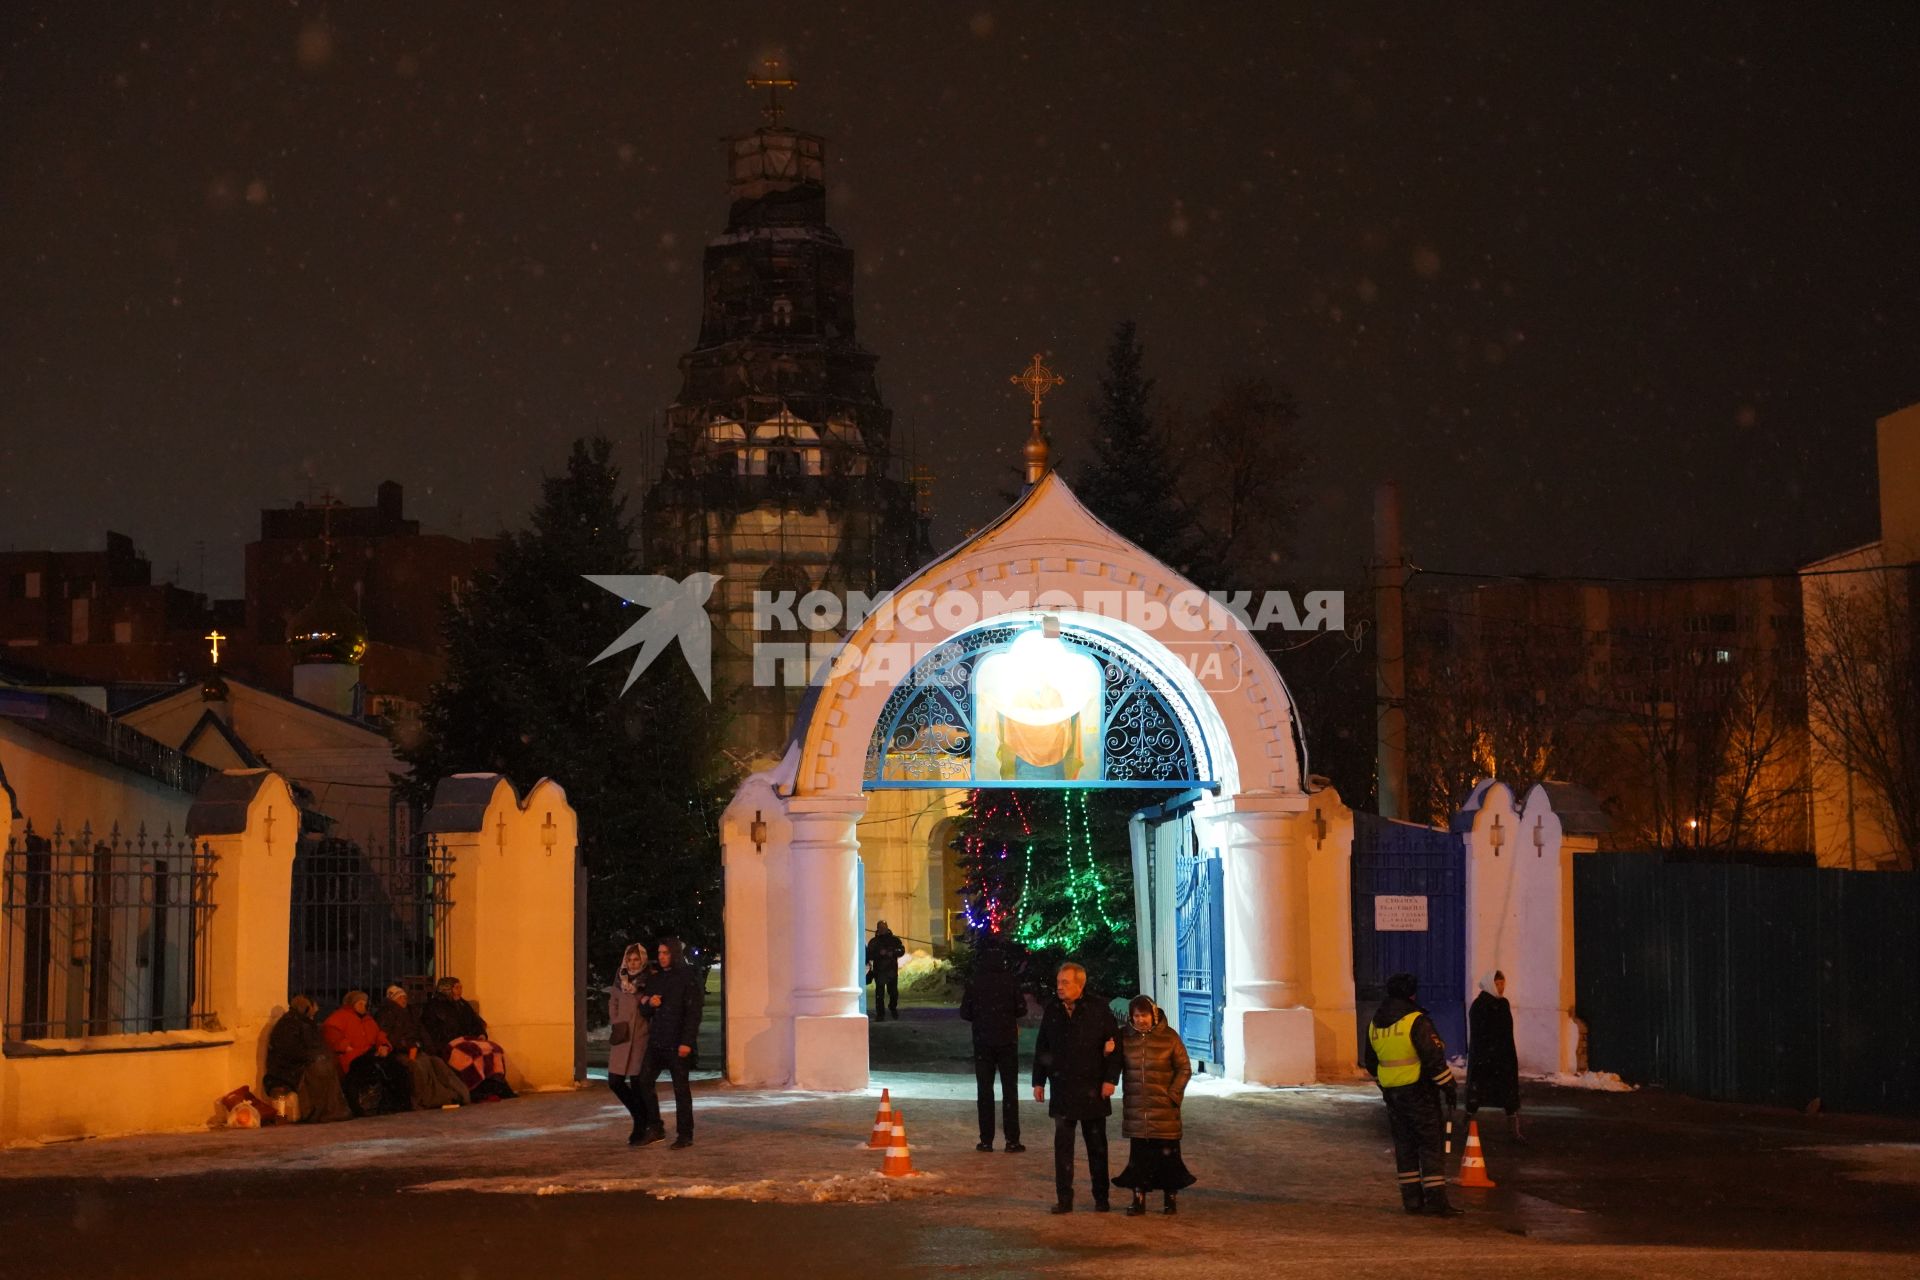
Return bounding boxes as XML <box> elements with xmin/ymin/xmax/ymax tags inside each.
<box><xmin>1478</xmin><ymin>971</ymin><xmax>1505</xmax><ymax>996</ymax></box>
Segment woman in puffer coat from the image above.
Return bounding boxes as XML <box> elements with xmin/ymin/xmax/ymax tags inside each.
<box><xmin>1111</xmin><ymin>995</ymin><xmax>1196</xmax><ymax>1215</ymax></box>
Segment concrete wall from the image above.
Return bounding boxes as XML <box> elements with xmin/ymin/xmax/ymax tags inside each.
<box><xmin>1301</xmin><ymin>786</ymin><xmax>1359</xmax><ymax>1077</ymax></box>
<box><xmin>425</xmin><ymin>774</ymin><xmax>580</xmax><ymax>1093</ymax></box>
<box><xmin>1458</xmin><ymin>780</ymin><xmax>1579</xmax><ymax>1076</ymax></box>
<box><xmin>0</xmin><ymin>770</ymin><xmax>296</xmax><ymax>1144</ymax></box>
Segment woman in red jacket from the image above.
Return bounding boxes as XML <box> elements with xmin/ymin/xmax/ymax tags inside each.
<box><xmin>322</xmin><ymin>990</ymin><xmax>411</xmax><ymax>1116</ymax></box>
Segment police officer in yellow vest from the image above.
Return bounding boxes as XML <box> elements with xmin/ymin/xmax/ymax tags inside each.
<box><xmin>1361</xmin><ymin>972</ymin><xmax>1462</xmax><ymax>1216</ymax></box>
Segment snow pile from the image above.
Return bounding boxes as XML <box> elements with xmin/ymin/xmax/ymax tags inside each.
<box><xmin>897</xmin><ymin>949</ymin><xmax>954</xmax><ymax>997</ymax></box>
<box><xmin>411</xmin><ymin>1171</ymin><xmax>948</xmax><ymax>1204</ymax></box>
<box><xmin>1534</xmin><ymin>1070</ymin><xmax>1636</xmax><ymax>1092</ymax></box>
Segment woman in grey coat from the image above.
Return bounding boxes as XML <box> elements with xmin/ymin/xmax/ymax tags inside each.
<box><xmin>606</xmin><ymin>944</ymin><xmax>653</xmax><ymax>1144</ymax></box>
<box><xmin>1111</xmin><ymin>995</ymin><xmax>1195</xmax><ymax>1215</ymax></box>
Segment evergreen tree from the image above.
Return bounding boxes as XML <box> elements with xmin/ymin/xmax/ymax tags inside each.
<box><xmin>1076</xmin><ymin>320</ymin><xmax>1219</xmax><ymax>586</ymax></box>
<box><xmin>950</xmin><ymin>787</ymin><xmax>1143</xmax><ymax>1001</ymax></box>
<box><xmin>399</xmin><ymin>437</ymin><xmax>734</xmax><ymax>979</ymax></box>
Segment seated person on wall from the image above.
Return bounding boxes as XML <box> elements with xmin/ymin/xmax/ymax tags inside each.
<box><xmin>322</xmin><ymin>989</ymin><xmax>413</xmax><ymax>1116</ymax></box>
<box><xmin>421</xmin><ymin>976</ymin><xmax>515</xmax><ymax>1101</ymax></box>
<box><xmin>374</xmin><ymin>983</ymin><xmax>471</xmax><ymax>1109</ymax></box>
<box><xmin>264</xmin><ymin>994</ymin><xmax>352</xmax><ymax>1123</ymax></box>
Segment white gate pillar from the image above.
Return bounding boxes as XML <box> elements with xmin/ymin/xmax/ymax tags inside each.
<box><xmin>1208</xmin><ymin>790</ymin><xmax>1316</xmax><ymax>1085</ymax></box>
<box><xmin>787</xmin><ymin>796</ymin><xmax>869</xmax><ymax>1090</ymax></box>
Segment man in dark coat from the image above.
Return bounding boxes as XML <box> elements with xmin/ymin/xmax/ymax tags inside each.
<box><xmin>1031</xmin><ymin>961</ymin><xmax>1121</xmax><ymax>1213</ymax></box>
<box><xmin>865</xmin><ymin>921</ymin><xmax>907</xmax><ymax>1021</ymax></box>
<box><xmin>1361</xmin><ymin>972</ymin><xmax>1461</xmax><ymax>1216</ymax></box>
<box><xmin>960</xmin><ymin>938</ymin><xmax>1027</xmax><ymax>1152</ymax></box>
<box><xmin>640</xmin><ymin>935</ymin><xmax>705</xmax><ymax>1148</ymax></box>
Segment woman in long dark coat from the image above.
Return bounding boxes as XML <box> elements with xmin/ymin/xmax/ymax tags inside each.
<box><xmin>1465</xmin><ymin>970</ymin><xmax>1523</xmax><ymax>1140</ymax></box>
<box><xmin>264</xmin><ymin>995</ymin><xmax>351</xmax><ymax>1122</ymax></box>
<box><xmin>605</xmin><ymin>944</ymin><xmax>654</xmax><ymax>1144</ymax></box>
<box><xmin>1111</xmin><ymin>995</ymin><xmax>1195</xmax><ymax>1215</ymax></box>
<box><xmin>375</xmin><ymin>984</ymin><xmax>470</xmax><ymax>1109</ymax></box>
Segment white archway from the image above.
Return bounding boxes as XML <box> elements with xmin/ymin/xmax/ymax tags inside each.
<box><xmin>720</xmin><ymin>473</ymin><xmax>1358</xmax><ymax>1089</ymax></box>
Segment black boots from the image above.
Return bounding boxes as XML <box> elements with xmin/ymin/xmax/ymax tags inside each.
<box><xmin>1126</xmin><ymin>1193</ymin><xmax>1147</xmax><ymax>1217</ymax></box>
<box><xmin>1163</xmin><ymin>1193</ymin><xmax>1178</xmax><ymax>1215</ymax></box>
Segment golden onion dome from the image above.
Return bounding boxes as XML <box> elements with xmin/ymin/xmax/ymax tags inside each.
<box><xmin>287</xmin><ymin>568</ymin><xmax>368</xmax><ymax>665</ymax></box>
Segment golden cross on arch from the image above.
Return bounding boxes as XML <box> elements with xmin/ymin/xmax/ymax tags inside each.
<box><xmin>746</xmin><ymin>58</ymin><xmax>798</xmax><ymax>128</ymax></box>
<box><xmin>1010</xmin><ymin>352</ymin><xmax>1065</xmax><ymax>428</ymax></box>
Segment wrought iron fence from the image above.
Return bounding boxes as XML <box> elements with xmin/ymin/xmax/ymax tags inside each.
<box><xmin>2</xmin><ymin>820</ymin><xmax>218</xmax><ymax>1041</ymax></box>
<box><xmin>287</xmin><ymin>832</ymin><xmax>453</xmax><ymax>1011</ymax></box>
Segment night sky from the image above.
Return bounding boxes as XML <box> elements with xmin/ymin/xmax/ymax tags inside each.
<box><xmin>4</xmin><ymin>4</ymin><xmax>1916</xmax><ymax>597</ymax></box>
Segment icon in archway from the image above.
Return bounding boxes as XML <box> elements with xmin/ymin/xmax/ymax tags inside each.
<box><xmin>971</xmin><ymin>627</ymin><xmax>1103</xmax><ymax>781</ymax></box>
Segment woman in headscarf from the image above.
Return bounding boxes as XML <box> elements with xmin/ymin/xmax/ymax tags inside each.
<box><xmin>375</xmin><ymin>983</ymin><xmax>471</xmax><ymax>1110</ymax></box>
<box><xmin>420</xmin><ymin>976</ymin><xmax>514</xmax><ymax>1100</ymax></box>
<box><xmin>1466</xmin><ymin>970</ymin><xmax>1523</xmax><ymax>1140</ymax></box>
<box><xmin>264</xmin><ymin>995</ymin><xmax>351</xmax><ymax>1123</ymax></box>
<box><xmin>1111</xmin><ymin>995</ymin><xmax>1195</xmax><ymax>1216</ymax></box>
<box><xmin>605</xmin><ymin>943</ymin><xmax>655</xmax><ymax>1143</ymax></box>
<box><xmin>322</xmin><ymin>989</ymin><xmax>411</xmax><ymax>1116</ymax></box>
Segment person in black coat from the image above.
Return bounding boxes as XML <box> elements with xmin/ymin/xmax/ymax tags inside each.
<box><xmin>639</xmin><ymin>935</ymin><xmax>705</xmax><ymax>1148</ymax></box>
<box><xmin>960</xmin><ymin>937</ymin><xmax>1028</xmax><ymax>1153</ymax></box>
<box><xmin>1466</xmin><ymin>970</ymin><xmax>1523</xmax><ymax>1140</ymax></box>
<box><xmin>865</xmin><ymin>921</ymin><xmax>907</xmax><ymax>1021</ymax></box>
<box><xmin>1361</xmin><ymin>972</ymin><xmax>1461</xmax><ymax>1217</ymax></box>
<box><xmin>1031</xmin><ymin>961</ymin><xmax>1121</xmax><ymax>1213</ymax></box>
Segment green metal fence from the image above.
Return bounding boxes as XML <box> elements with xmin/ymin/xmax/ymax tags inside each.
<box><xmin>1574</xmin><ymin>853</ymin><xmax>1920</xmax><ymax>1115</ymax></box>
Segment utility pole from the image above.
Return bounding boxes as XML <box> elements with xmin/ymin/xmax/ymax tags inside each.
<box><xmin>1374</xmin><ymin>481</ymin><xmax>1407</xmax><ymax>820</ymax></box>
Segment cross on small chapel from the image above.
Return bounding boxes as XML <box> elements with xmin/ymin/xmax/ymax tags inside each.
<box><xmin>746</xmin><ymin>58</ymin><xmax>798</xmax><ymax>128</ymax></box>
<box><xmin>205</xmin><ymin>630</ymin><xmax>226</xmax><ymax>664</ymax></box>
<box><xmin>1010</xmin><ymin>352</ymin><xmax>1065</xmax><ymax>428</ymax></box>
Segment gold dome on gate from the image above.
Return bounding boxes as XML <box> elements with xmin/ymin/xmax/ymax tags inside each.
<box><xmin>287</xmin><ymin>564</ymin><xmax>368</xmax><ymax>665</ymax></box>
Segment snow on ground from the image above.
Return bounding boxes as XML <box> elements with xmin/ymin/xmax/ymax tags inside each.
<box><xmin>411</xmin><ymin>1169</ymin><xmax>952</xmax><ymax>1203</ymax></box>
<box><xmin>1799</xmin><ymin>1143</ymin><xmax>1920</xmax><ymax>1187</ymax></box>
<box><xmin>1531</xmin><ymin>1070</ymin><xmax>1636</xmax><ymax>1092</ymax></box>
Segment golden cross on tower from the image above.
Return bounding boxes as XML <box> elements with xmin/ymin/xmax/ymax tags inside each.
<box><xmin>1009</xmin><ymin>352</ymin><xmax>1065</xmax><ymax>485</ymax></box>
<box><xmin>745</xmin><ymin>58</ymin><xmax>798</xmax><ymax>128</ymax></box>
<box><xmin>205</xmin><ymin>630</ymin><xmax>226</xmax><ymax>664</ymax></box>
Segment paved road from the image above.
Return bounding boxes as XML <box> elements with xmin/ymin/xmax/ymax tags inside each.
<box><xmin>5</xmin><ymin>1013</ymin><xmax>1918</xmax><ymax>1279</ymax></box>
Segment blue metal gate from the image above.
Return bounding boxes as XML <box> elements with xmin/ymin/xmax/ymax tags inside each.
<box><xmin>1174</xmin><ymin>844</ymin><xmax>1226</xmax><ymax>1068</ymax></box>
<box><xmin>1350</xmin><ymin>813</ymin><xmax>1466</xmax><ymax>1063</ymax></box>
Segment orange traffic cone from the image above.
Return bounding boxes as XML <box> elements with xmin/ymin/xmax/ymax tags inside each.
<box><xmin>867</xmin><ymin>1089</ymin><xmax>895</xmax><ymax>1149</ymax></box>
<box><xmin>881</xmin><ymin>1109</ymin><xmax>915</xmax><ymax>1177</ymax></box>
<box><xmin>1457</xmin><ymin>1120</ymin><xmax>1497</xmax><ymax>1188</ymax></box>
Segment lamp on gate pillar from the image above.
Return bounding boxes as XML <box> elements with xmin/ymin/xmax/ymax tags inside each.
<box><xmin>542</xmin><ymin>812</ymin><xmax>557</xmax><ymax>853</ymax></box>
<box><xmin>1533</xmin><ymin>816</ymin><xmax>1546</xmax><ymax>857</ymax></box>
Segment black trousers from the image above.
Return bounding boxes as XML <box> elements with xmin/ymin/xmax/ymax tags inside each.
<box><xmin>607</xmin><ymin>1073</ymin><xmax>646</xmax><ymax>1135</ymax></box>
<box><xmin>973</xmin><ymin>1042</ymin><xmax>1020</xmax><ymax>1145</ymax></box>
<box><xmin>1383</xmin><ymin>1084</ymin><xmax>1447</xmax><ymax>1208</ymax></box>
<box><xmin>1052</xmin><ymin>1115</ymin><xmax>1109</xmax><ymax>1207</ymax></box>
<box><xmin>640</xmin><ymin>1049</ymin><xmax>694</xmax><ymax>1139</ymax></box>
<box><xmin>872</xmin><ymin>972</ymin><xmax>898</xmax><ymax>1017</ymax></box>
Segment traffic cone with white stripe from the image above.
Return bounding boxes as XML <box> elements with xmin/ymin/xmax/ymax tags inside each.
<box><xmin>881</xmin><ymin>1109</ymin><xmax>915</xmax><ymax>1177</ymax></box>
<box><xmin>1457</xmin><ymin>1120</ymin><xmax>1497</xmax><ymax>1188</ymax></box>
<box><xmin>867</xmin><ymin>1089</ymin><xmax>894</xmax><ymax>1149</ymax></box>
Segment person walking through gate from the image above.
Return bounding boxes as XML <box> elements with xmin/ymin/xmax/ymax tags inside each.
<box><xmin>1112</xmin><ymin>995</ymin><xmax>1196</xmax><ymax>1216</ymax></box>
<box><xmin>1362</xmin><ymin>972</ymin><xmax>1462</xmax><ymax>1216</ymax></box>
<box><xmin>606</xmin><ymin>943</ymin><xmax>654</xmax><ymax>1144</ymax></box>
<box><xmin>960</xmin><ymin>937</ymin><xmax>1027</xmax><ymax>1152</ymax></box>
<box><xmin>866</xmin><ymin>920</ymin><xmax>906</xmax><ymax>1021</ymax></box>
<box><xmin>1032</xmin><ymin>961</ymin><xmax>1121</xmax><ymax>1213</ymax></box>
<box><xmin>640</xmin><ymin>936</ymin><xmax>704</xmax><ymax>1148</ymax></box>
<box><xmin>1466</xmin><ymin>970</ymin><xmax>1524</xmax><ymax>1142</ymax></box>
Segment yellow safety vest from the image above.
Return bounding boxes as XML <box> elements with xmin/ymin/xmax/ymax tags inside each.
<box><xmin>1369</xmin><ymin>1012</ymin><xmax>1422</xmax><ymax>1088</ymax></box>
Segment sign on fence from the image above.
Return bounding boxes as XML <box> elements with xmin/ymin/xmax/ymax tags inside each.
<box><xmin>1373</xmin><ymin>894</ymin><xmax>1429</xmax><ymax>932</ymax></box>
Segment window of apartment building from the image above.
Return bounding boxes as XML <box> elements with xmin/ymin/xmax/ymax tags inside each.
<box><xmin>114</xmin><ymin>620</ymin><xmax>134</xmax><ymax>644</ymax></box>
<box><xmin>8</xmin><ymin>571</ymin><xmax>41</xmax><ymax>599</ymax></box>
<box><xmin>71</xmin><ymin>598</ymin><xmax>89</xmax><ymax>643</ymax></box>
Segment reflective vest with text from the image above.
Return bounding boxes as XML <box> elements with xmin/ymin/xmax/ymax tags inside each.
<box><xmin>1369</xmin><ymin>1012</ymin><xmax>1422</xmax><ymax>1088</ymax></box>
